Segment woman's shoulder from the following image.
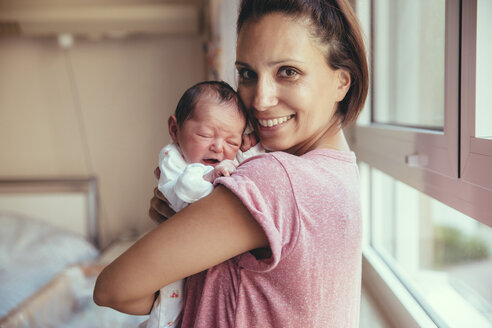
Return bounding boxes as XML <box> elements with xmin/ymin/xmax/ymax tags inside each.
<box><xmin>234</xmin><ymin>151</ymin><xmax>300</xmax><ymax>184</ymax></box>
<box><xmin>230</xmin><ymin>152</ymin><xmax>287</xmax><ymax>184</ymax></box>
<box><xmin>229</xmin><ymin>149</ymin><xmax>358</xmax><ymax>193</ymax></box>
<box><xmin>216</xmin><ymin>152</ymin><xmax>295</xmax><ymax>204</ymax></box>
<box><xmin>239</xmin><ymin>148</ymin><xmax>356</xmax><ymax>169</ymax></box>
<box><xmin>235</xmin><ymin>151</ymin><xmax>278</xmax><ymax>169</ymax></box>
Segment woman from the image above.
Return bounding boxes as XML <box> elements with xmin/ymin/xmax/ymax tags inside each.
<box><xmin>94</xmin><ymin>0</ymin><xmax>368</xmax><ymax>326</ymax></box>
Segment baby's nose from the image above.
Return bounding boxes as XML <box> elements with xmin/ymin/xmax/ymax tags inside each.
<box><xmin>211</xmin><ymin>139</ymin><xmax>224</xmax><ymax>153</ymax></box>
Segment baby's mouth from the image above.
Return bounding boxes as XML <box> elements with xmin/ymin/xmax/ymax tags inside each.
<box><xmin>202</xmin><ymin>158</ymin><xmax>219</xmax><ymax>166</ymax></box>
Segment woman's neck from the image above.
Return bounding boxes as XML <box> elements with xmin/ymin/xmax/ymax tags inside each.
<box><xmin>286</xmin><ymin>118</ymin><xmax>350</xmax><ymax>156</ymax></box>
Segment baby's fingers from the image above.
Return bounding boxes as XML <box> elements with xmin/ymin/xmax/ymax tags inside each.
<box><xmin>241</xmin><ymin>135</ymin><xmax>252</xmax><ymax>152</ymax></box>
<box><xmin>218</xmin><ymin>166</ymin><xmax>231</xmax><ymax>177</ymax></box>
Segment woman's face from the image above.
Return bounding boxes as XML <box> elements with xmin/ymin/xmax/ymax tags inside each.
<box><xmin>236</xmin><ymin>13</ymin><xmax>350</xmax><ymax>154</ymax></box>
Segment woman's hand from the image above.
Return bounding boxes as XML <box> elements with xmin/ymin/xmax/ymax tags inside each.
<box><xmin>149</xmin><ymin>167</ymin><xmax>176</xmax><ymax>224</ymax></box>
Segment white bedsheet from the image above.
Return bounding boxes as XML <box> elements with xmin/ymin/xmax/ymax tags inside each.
<box><xmin>0</xmin><ymin>212</ymin><xmax>98</xmax><ymax>318</ymax></box>
<box><xmin>61</xmin><ymin>267</ymin><xmax>147</xmax><ymax>328</ymax></box>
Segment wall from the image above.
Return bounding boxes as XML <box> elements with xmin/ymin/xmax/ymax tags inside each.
<box><xmin>215</xmin><ymin>0</ymin><xmax>239</xmax><ymax>86</ymax></box>
<box><xmin>0</xmin><ymin>35</ymin><xmax>205</xmax><ymax>246</ymax></box>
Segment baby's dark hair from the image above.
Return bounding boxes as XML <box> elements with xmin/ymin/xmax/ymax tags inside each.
<box><xmin>174</xmin><ymin>81</ymin><xmax>247</xmax><ymax>127</ymax></box>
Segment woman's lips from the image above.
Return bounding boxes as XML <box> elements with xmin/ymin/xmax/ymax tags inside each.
<box><xmin>257</xmin><ymin>114</ymin><xmax>294</xmax><ymax>128</ymax></box>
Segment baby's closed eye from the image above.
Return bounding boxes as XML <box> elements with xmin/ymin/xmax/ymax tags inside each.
<box><xmin>227</xmin><ymin>140</ymin><xmax>240</xmax><ymax>147</ymax></box>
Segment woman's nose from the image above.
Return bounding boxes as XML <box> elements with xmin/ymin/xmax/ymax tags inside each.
<box><xmin>252</xmin><ymin>77</ymin><xmax>278</xmax><ymax>111</ymax></box>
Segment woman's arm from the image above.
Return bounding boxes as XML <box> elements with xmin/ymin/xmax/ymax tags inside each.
<box><xmin>93</xmin><ymin>185</ymin><xmax>268</xmax><ymax>314</ymax></box>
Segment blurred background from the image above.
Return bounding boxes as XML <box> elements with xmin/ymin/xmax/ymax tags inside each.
<box><xmin>1</xmin><ymin>0</ymin><xmax>491</xmax><ymax>327</ymax></box>
<box><xmin>0</xmin><ymin>0</ymin><xmax>219</xmax><ymax>246</ymax></box>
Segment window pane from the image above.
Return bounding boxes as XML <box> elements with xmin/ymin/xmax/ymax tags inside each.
<box><xmin>369</xmin><ymin>166</ymin><xmax>492</xmax><ymax>327</ymax></box>
<box><xmin>373</xmin><ymin>0</ymin><xmax>445</xmax><ymax>129</ymax></box>
<box><xmin>476</xmin><ymin>0</ymin><xmax>492</xmax><ymax>139</ymax></box>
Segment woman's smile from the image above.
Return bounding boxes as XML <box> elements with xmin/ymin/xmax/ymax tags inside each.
<box><xmin>257</xmin><ymin>114</ymin><xmax>295</xmax><ymax>128</ymax></box>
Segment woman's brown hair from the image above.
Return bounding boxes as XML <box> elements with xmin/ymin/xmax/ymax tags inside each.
<box><xmin>237</xmin><ymin>0</ymin><xmax>368</xmax><ymax>126</ymax></box>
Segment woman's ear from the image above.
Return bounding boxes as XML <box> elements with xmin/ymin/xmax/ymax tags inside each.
<box><xmin>335</xmin><ymin>69</ymin><xmax>351</xmax><ymax>102</ymax></box>
<box><xmin>168</xmin><ymin>115</ymin><xmax>179</xmax><ymax>143</ymax></box>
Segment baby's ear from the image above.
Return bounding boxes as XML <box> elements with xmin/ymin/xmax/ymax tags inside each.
<box><xmin>168</xmin><ymin>115</ymin><xmax>179</xmax><ymax>143</ymax></box>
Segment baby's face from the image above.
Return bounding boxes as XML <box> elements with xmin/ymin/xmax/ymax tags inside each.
<box><xmin>176</xmin><ymin>99</ymin><xmax>245</xmax><ymax>166</ymax></box>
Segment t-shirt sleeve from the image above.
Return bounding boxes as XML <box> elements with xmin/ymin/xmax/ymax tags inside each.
<box><xmin>215</xmin><ymin>153</ymin><xmax>300</xmax><ymax>272</ymax></box>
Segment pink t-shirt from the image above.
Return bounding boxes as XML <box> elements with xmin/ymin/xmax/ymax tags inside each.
<box><xmin>179</xmin><ymin>149</ymin><xmax>362</xmax><ymax>327</ymax></box>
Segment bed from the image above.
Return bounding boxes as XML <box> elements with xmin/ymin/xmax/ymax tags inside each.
<box><xmin>0</xmin><ymin>178</ymin><xmax>147</xmax><ymax>327</ymax></box>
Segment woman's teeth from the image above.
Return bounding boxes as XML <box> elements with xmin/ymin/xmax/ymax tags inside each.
<box><xmin>258</xmin><ymin>115</ymin><xmax>293</xmax><ymax>128</ymax></box>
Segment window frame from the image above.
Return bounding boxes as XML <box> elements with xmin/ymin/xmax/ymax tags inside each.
<box><xmin>353</xmin><ymin>0</ymin><xmax>492</xmax><ymax>228</ymax></box>
<box><xmin>353</xmin><ymin>0</ymin><xmax>492</xmax><ymax>326</ymax></box>
<box><xmin>460</xmin><ymin>0</ymin><xmax>492</xmax><ymax>199</ymax></box>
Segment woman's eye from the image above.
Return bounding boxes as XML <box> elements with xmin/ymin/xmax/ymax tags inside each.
<box><xmin>237</xmin><ymin>68</ymin><xmax>256</xmax><ymax>81</ymax></box>
<box><xmin>278</xmin><ymin>67</ymin><xmax>299</xmax><ymax>78</ymax></box>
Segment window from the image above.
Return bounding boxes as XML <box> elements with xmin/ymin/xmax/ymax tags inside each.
<box><xmin>355</xmin><ymin>0</ymin><xmax>460</xmax><ymax>181</ymax></box>
<box><xmin>460</xmin><ymin>0</ymin><xmax>492</xmax><ymax>193</ymax></box>
<box><xmin>354</xmin><ymin>0</ymin><xmax>492</xmax><ymax>326</ymax></box>
<box><xmin>373</xmin><ymin>0</ymin><xmax>445</xmax><ymax>129</ymax></box>
<box><xmin>475</xmin><ymin>0</ymin><xmax>492</xmax><ymax>140</ymax></box>
<box><xmin>367</xmin><ymin>164</ymin><xmax>492</xmax><ymax>326</ymax></box>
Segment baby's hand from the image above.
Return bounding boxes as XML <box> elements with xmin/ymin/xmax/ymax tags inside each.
<box><xmin>203</xmin><ymin>159</ymin><xmax>238</xmax><ymax>182</ymax></box>
<box><xmin>240</xmin><ymin>133</ymin><xmax>259</xmax><ymax>152</ymax></box>
<box><xmin>215</xmin><ymin>159</ymin><xmax>237</xmax><ymax>177</ymax></box>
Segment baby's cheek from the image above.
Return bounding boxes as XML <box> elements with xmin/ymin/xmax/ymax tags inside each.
<box><xmin>225</xmin><ymin>147</ymin><xmax>240</xmax><ymax>160</ymax></box>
